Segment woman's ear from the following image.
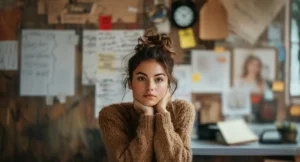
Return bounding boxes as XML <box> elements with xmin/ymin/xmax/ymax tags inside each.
<box><xmin>128</xmin><ymin>81</ymin><xmax>132</xmax><ymax>90</ymax></box>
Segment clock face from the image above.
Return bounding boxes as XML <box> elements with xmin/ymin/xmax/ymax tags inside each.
<box><xmin>174</xmin><ymin>6</ymin><xmax>194</xmax><ymax>27</ymax></box>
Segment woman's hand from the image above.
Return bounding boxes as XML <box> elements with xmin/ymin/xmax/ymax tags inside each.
<box><xmin>133</xmin><ymin>100</ymin><xmax>154</xmax><ymax>116</ymax></box>
<box><xmin>156</xmin><ymin>90</ymin><xmax>171</xmax><ymax>113</ymax></box>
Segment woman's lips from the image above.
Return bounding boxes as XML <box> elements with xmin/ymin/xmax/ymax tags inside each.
<box><xmin>144</xmin><ymin>94</ymin><xmax>156</xmax><ymax>98</ymax></box>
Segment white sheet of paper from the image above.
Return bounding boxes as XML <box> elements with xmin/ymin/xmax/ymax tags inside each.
<box><xmin>220</xmin><ymin>0</ymin><xmax>285</xmax><ymax>44</ymax></box>
<box><xmin>0</xmin><ymin>41</ymin><xmax>18</xmax><ymax>70</ymax></box>
<box><xmin>290</xmin><ymin>20</ymin><xmax>300</xmax><ymax>96</ymax></box>
<box><xmin>191</xmin><ymin>50</ymin><xmax>230</xmax><ymax>93</ymax></box>
<box><xmin>222</xmin><ymin>87</ymin><xmax>251</xmax><ymax>116</ymax></box>
<box><xmin>173</xmin><ymin>65</ymin><xmax>192</xmax><ymax>102</ymax></box>
<box><xmin>82</xmin><ymin>30</ymin><xmax>144</xmax><ymax>85</ymax></box>
<box><xmin>20</xmin><ymin>30</ymin><xmax>76</xmax><ymax>96</ymax></box>
<box><xmin>217</xmin><ymin>119</ymin><xmax>258</xmax><ymax>145</ymax></box>
<box><xmin>95</xmin><ymin>73</ymin><xmax>133</xmax><ymax>118</ymax></box>
<box><xmin>155</xmin><ymin>19</ymin><xmax>171</xmax><ymax>34</ymax></box>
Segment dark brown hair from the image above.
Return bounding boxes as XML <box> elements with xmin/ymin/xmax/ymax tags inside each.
<box><xmin>241</xmin><ymin>55</ymin><xmax>263</xmax><ymax>85</ymax></box>
<box><xmin>123</xmin><ymin>31</ymin><xmax>178</xmax><ymax>95</ymax></box>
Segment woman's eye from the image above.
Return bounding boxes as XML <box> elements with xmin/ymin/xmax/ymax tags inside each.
<box><xmin>137</xmin><ymin>77</ymin><xmax>146</xmax><ymax>81</ymax></box>
<box><xmin>155</xmin><ymin>78</ymin><xmax>164</xmax><ymax>82</ymax></box>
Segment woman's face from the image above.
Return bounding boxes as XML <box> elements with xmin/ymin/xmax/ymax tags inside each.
<box><xmin>247</xmin><ymin>59</ymin><xmax>261</xmax><ymax>75</ymax></box>
<box><xmin>129</xmin><ymin>59</ymin><xmax>169</xmax><ymax>107</ymax></box>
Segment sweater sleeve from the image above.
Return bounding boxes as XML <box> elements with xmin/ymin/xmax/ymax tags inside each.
<box><xmin>154</xmin><ymin>100</ymin><xmax>195</xmax><ymax>162</ymax></box>
<box><xmin>99</xmin><ymin>106</ymin><xmax>154</xmax><ymax>162</ymax></box>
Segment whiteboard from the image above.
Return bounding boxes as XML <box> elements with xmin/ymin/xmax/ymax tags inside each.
<box><xmin>0</xmin><ymin>41</ymin><xmax>18</xmax><ymax>70</ymax></box>
<box><xmin>82</xmin><ymin>30</ymin><xmax>144</xmax><ymax>85</ymax></box>
<box><xmin>20</xmin><ymin>30</ymin><xmax>77</xmax><ymax>96</ymax></box>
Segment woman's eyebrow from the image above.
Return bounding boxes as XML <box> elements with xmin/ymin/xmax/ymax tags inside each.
<box><xmin>154</xmin><ymin>73</ymin><xmax>165</xmax><ymax>77</ymax></box>
<box><xmin>136</xmin><ymin>72</ymin><xmax>165</xmax><ymax>77</ymax></box>
<box><xmin>136</xmin><ymin>72</ymin><xmax>147</xmax><ymax>76</ymax></box>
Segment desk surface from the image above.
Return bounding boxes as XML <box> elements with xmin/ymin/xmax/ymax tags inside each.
<box><xmin>191</xmin><ymin>123</ymin><xmax>300</xmax><ymax>156</ymax></box>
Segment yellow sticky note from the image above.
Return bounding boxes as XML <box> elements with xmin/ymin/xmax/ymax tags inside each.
<box><xmin>192</xmin><ymin>73</ymin><xmax>201</xmax><ymax>83</ymax></box>
<box><xmin>272</xmin><ymin>81</ymin><xmax>284</xmax><ymax>92</ymax></box>
<box><xmin>214</xmin><ymin>46</ymin><xmax>226</xmax><ymax>52</ymax></box>
<box><xmin>178</xmin><ymin>28</ymin><xmax>196</xmax><ymax>49</ymax></box>
<box><xmin>290</xmin><ymin>105</ymin><xmax>300</xmax><ymax>116</ymax></box>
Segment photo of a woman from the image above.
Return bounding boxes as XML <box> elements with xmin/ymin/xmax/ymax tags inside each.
<box><xmin>238</xmin><ymin>55</ymin><xmax>265</xmax><ymax>93</ymax></box>
<box><xmin>233</xmin><ymin>48</ymin><xmax>277</xmax><ymax>94</ymax></box>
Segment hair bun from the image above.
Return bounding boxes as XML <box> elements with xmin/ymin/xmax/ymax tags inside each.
<box><xmin>135</xmin><ymin>31</ymin><xmax>175</xmax><ymax>56</ymax></box>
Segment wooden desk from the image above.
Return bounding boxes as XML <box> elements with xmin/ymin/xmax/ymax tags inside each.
<box><xmin>191</xmin><ymin>123</ymin><xmax>300</xmax><ymax>161</ymax></box>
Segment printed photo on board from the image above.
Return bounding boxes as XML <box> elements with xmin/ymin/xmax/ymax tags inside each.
<box><xmin>233</xmin><ymin>48</ymin><xmax>277</xmax><ymax>94</ymax></box>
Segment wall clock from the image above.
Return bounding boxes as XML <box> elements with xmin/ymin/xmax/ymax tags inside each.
<box><xmin>170</xmin><ymin>1</ymin><xmax>197</xmax><ymax>29</ymax></box>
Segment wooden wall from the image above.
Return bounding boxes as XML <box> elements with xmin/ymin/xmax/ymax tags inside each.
<box><xmin>0</xmin><ymin>0</ymin><xmax>290</xmax><ymax>161</ymax></box>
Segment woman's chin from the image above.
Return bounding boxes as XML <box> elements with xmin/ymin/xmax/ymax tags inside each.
<box><xmin>141</xmin><ymin>100</ymin><xmax>157</xmax><ymax>107</ymax></box>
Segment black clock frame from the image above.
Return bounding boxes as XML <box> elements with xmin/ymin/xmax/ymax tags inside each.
<box><xmin>170</xmin><ymin>1</ymin><xmax>198</xmax><ymax>29</ymax></box>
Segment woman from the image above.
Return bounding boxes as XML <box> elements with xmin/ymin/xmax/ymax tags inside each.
<box><xmin>98</xmin><ymin>32</ymin><xmax>195</xmax><ymax>162</ymax></box>
<box><xmin>237</xmin><ymin>55</ymin><xmax>266</xmax><ymax>94</ymax></box>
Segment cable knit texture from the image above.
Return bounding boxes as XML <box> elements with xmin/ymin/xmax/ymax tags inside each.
<box><xmin>98</xmin><ymin>100</ymin><xmax>195</xmax><ymax>162</ymax></box>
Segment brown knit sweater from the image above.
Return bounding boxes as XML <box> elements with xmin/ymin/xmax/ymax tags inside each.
<box><xmin>98</xmin><ymin>99</ymin><xmax>195</xmax><ymax>162</ymax></box>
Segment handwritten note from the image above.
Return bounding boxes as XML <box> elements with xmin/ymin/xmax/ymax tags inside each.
<box><xmin>20</xmin><ymin>30</ymin><xmax>76</xmax><ymax>96</ymax></box>
<box><xmin>97</xmin><ymin>53</ymin><xmax>116</xmax><ymax>72</ymax></box>
<box><xmin>220</xmin><ymin>0</ymin><xmax>285</xmax><ymax>44</ymax></box>
<box><xmin>82</xmin><ymin>30</ymin><xmax>144</xmax><ymax>85</ymax></box>
<box><xmin>0</xmin><ymin>41</ymin><xmax>18</xmax><ymax>70</ymax></box>
<box><xmin>95</xmin><ymin>73</ymin><xmax>133</xmax><ymax>118</ymax></box>
<box><xmin>173</xmin><ymin>65</ymin><xmax>192</xmax><ymax>102</ymax></box>
<box><xmin>191</xmin><ymin>50</ymin><xmax>230</xmax><ymax>93</ymax></box>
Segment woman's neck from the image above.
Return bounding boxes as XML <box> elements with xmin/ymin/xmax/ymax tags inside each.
<box><xmin>244</xmin><ymin>73</ymin><xmax>257</xmax><ymax>82</ymax></box>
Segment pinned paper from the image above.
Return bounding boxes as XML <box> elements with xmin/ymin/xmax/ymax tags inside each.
<box><xmin>128</xmin><ymin>6</ymin><xmax>138</xmax><ymax>13</ymax></box>
<box><xmin>57</xmin><ymin>95</ymin><xmax>66</xmax><ymax>103</ymax></box>
<box><xmin>178</xmin><ymin>28</ymin><xmax>196</xmax><ymax>49</ymax></box>
<box><xmin>191</xmin><ymin>50</ymin><xmax>231</xmax><ymax>93</ymax></box>
<box><xmin>272</xmin><ymin>81</ymin><xmax>284</xmax><ymax>92</ymax></box>
<box><xmin>155</xmin><ymin>19</ymin><xmax>171</xmax><ymax>34</ymax></box>
<box><xmin>46</xmin><ymin>96</ymin><xmax>54</xmax><ymax>106</ymax></box>
<box><xmin>99</xmin><ymin>16</ymin><xmax>112</xmax><ymax>30</ymax></box>
<box><xmin>192</xmin><ymin>73</ymin><xmax>201</xmax><ymax>83</ymax></box>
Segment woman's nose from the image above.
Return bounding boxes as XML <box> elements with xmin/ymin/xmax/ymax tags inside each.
<box><xmin>147</xmin><ymin>80</ymin><xmax>155</xmax><ymax>91</ymax></box>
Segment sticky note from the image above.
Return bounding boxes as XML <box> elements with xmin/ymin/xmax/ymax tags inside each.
<box><xmin>178</xmin><ymin>28</ymin><xmax>196</xmax><ymax>49</ymax></box>
<box><xmin>99</xmin><ymin>16</ymin><xmax>112</xmax><ymax>30</ymax></box>
<box><xmin>272</xmin><ymin>81</ymin><xmax>284</xmax><ymax>92</ymax></box>
<box><xmin>214</xmin><ymin>46</ymin><xmax>226</xmax><ymax>52</ymax></box>
<box><xmin>290</xmin><ymin>105</ymin><xmax>300</xmax><ymax>116</ymax></box>
<box><xmin>192</xmin><ymin>73</ymin><xmax>201</xmax><ymax>82</ymax></box>
<box><xmin>98</xmin><ymin>53</ymin><xmax>115</xmax><ymax>72</ymax></box>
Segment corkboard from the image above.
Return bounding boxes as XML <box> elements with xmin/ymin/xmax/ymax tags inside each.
<box><xmin>0</xmin><ymin>7</ymin><xmax>21</xmax><ymax>40</ymax></box>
